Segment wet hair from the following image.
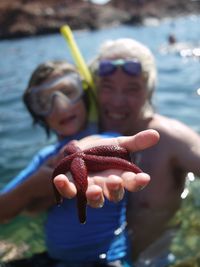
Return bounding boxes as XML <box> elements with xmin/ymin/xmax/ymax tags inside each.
<box><xmin>89</xmin><ymin>38</ymin><xmax>157</xmax><ymax>115</ymax></box>
<box><xmin>23</xmin><ymin>60</ymin><xmax>91</xmax><ymax>137</ymax></box>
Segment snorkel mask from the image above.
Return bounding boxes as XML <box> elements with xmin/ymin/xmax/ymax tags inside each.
<box><xmin>29</xmin><ymin>72</ymin><xmax>84</xmax><ymax>116</ymax></box>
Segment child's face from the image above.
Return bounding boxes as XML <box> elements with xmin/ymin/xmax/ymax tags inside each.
<box><xmin>45</xmin><ymin>97</ymin><xmax>87</xmax><ymax>137</ymax></box>
<box><xmin>30</xmin><ymin>72</ymin><xmax>87</xmax><ymax>138</ymax></box>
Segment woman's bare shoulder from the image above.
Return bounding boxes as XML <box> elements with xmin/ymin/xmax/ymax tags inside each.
<box><xmin>149</xmin><ymin>113</ymin><xmax>199</xmax><ymax>143</ymax></box>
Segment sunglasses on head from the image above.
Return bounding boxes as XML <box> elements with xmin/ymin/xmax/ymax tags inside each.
<box><xmin>97</xmin><ymin>59</ymin><xmax>142</xmax><ymax>77</ymax></box>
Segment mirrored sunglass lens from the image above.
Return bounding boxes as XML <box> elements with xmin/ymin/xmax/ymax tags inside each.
<box><xmin>98</xmin><ymin>61</ymin><xmax>116</xmax><ymax>76</ymax></box>
<box><xmin>123</xmin><ymin>61</ymin><xmax>142</xmax><ymax>75</ymax></box>
<box><xmin>98</xmin><ymin>60</ymin><xmax>142</xmax><ymax>76</ymax></box>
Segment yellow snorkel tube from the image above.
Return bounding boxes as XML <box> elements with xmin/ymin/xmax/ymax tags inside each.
<box><xmin>60</xmin><ymin>25</ymin><xmax>96</xmax><ymax>121</ymax></box>
<box><xmin>60</xmin><ymin>25</ymin><xmax>95</xmax><ymax>90</ymax></box>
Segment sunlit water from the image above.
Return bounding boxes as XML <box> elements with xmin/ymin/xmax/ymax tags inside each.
<box><xmin>0</xmin><ymin>15</ymin><xmax>200</xmax><ymax>264</ymax></box>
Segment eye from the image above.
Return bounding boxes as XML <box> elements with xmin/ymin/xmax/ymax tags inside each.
<box><xmin>99</xmin><ymin>80</ymin><xmax>114</xmax><ymax>93</ymax></box>
<box><xmin>102</xmin><ymin>85</ymin><xmax>113</xmax><ymax>91</ymax></box>
<box><xmin>125</xmin><ymin>84</ymin><xmax>143</xmax><ymax>95</ymax></box>
<box><xmin>61</xmin><ymin>87</ymin><xmax>77</xmax><ymax>98</ymax></box>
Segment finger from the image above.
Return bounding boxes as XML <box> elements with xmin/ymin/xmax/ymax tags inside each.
<box><xmin>78</xmin><ymin>129</ymin><xmax>159</xmax><ymax>152</ymax></box>
<box><xmin>53</xmin><ymin>174</ymin><xmax>77</xmax><ymax>199</ymax></box>
<box><xmin>105</xmin><ymin>175</ymin><xmax>125</xmax><ymax>202</ymax></box>
<box><xmin>121</xmin><ymin>171</ymin><xmax>150</xmax><ymax>192</ymax></box>
<box><xmin>86</xmin><ymin>184</ymin><xmax>104</xmax><ymax>208</ymax></box>
<box><xmin>116</xmin><ymin>129</ymin><xmax>160</xmax><ymax>152</ymax></box>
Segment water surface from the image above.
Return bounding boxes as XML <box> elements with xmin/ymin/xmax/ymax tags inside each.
<box><xmin>0</xmin><ymin>15</ymin><xmax>200</xmax><ymax>264</ymax></box>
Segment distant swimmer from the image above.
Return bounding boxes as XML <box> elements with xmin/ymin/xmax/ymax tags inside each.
<box><xmin>159</xmin><ymin>34</ymin><xmax>200</xmax><ymax>60</ymax></box>
<box><xmin>168</xmin><ymin>34</ymin><xmax>177</xmax><ymax>45</ymax></box>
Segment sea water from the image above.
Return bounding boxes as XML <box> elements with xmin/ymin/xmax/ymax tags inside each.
<box><xmin>0</xmin><ymin>15</ymin><xmax>200</xmax><ymax>263</ymax></box>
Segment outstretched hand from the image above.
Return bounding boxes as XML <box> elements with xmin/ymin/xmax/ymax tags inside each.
<box><xmin>53</xmin><ymin>129</ymin><xmax>159</xmax><ymax>208</ymax></box>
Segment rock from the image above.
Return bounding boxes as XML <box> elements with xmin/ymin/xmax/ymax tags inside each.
<box><xmin>0</xmin><ymin>0</ymin><xmax>200</xmax><ymax>39</ymax></box>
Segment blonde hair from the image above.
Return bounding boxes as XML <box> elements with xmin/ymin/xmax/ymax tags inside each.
<box><xmin>90</xmin><ymin>38</ymin><xmax>157</xmax><ymax>97</ymax></box>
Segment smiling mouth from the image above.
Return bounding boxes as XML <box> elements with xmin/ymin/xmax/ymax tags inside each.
<box><xmin>59</xmin><ymin>115</ymin><xmax>76</xmax><ymax>125</ymax></box>
<box><xmin>106</xmin><ymin>111</ymin><xmax>127</xmax><ymax>120</ymax></box>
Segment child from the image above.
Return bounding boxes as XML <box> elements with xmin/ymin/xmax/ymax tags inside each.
<box><xmin>0</xmin><ymin>60</ymin><xmax>131</xmax><ymax>267</ymax></box>
<box><xmin>1</xmin><ymin>60</ymin><xmax>97</xmax><ymax>195</ymax></box>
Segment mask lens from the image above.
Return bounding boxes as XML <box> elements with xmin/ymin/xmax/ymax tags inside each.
<box><xmin>122</xmin><ymin>60</ymin><xmax>142</xmax><ymax>75</ymax></box>
<box><xmin>30</xmin><ymin>90</ymin><xmax>52</xmax><ymax>116</ymax></box>
<box><xmin>60</xmin><ymin>86</ymin><xmax>81</xmax><ymax>102</ymax></box>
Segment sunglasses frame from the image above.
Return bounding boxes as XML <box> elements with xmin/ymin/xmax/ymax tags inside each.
<box><xmin>97</xmin><ymin>59</ymin><xmax>142</xmax><ymax>77</ymax></box>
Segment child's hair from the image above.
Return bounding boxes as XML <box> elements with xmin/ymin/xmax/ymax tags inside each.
<box><xmin>23</xmin><ymin>60</ymin><xmax>92</xmax><ymax>136</ymax></box>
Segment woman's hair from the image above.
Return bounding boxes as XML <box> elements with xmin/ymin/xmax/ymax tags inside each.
<box><xmin>89</xmin><ymin>38</ymin><xmax>157</xmax><ymax>100</ymax></box>
<box><xmin>23</xmin><ymin>60</ymin><xmax>91</xmax><ymax>136</ymax></box>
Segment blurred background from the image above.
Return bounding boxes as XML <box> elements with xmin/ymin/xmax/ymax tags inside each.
<box><xmin>0</xmin><ymin>0</ymin><xmax>200</xmax><ymax>266</ymax></box>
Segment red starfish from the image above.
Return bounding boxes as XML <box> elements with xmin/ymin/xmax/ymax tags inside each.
<box><xmin>52</xmin><ymin>142</ymin><xmax>142</xmax><ymax>224</ymax></box>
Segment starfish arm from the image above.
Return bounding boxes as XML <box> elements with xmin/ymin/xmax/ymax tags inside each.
<box><xmin>84</xmin><ymin>145</ymin><xmax>131</xmax><ymax>160</ymax></box>
<box><xmin>85</xmin><ymin>155</ymin><xmax>142</xmax><ymax>174</ymax></box>
<box><xmin>71</xmin><ymin>157</ymin><xmax>88</xmax><ymax>224</ymax></box>
<box><xmin>52</xmin><ymin>156</ymin><xmax>73</xmax><ymax>205</ymax></box>
<box><xmin>64</xmin><ymin>142</ymin><xmax>81</xmax><ymax>155</ymax></box>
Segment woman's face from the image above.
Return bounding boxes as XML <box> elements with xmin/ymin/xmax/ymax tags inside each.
<box><xmin>97</xmin><ymin>68</ymin><xmax>148</xmax><ymax>135</ymax></box>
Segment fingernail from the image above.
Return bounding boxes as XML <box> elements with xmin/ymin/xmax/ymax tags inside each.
<box><xmin>113</xmin><ymin>189</ymin><xmax>124</xmax><ymax>202</ymax></box>
<box><xmin>98</xmin><ymin>199</ymin><xmax>104</xmax><ymax>208</ymax></box>
<box><xmin>112</xmin><ymin>184</ymin><xmax>120</xmax><ymax>191</ymax></box>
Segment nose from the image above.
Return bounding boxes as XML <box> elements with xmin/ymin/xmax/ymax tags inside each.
<box><xmin>110</xmin><ymin>90</ymin><xmax>127</xmax><ymax>107</ymax></box>
<box><xmin>51</xmin><ymin>94</ymin><xmax>72</xmax><ymax>112</ymax></box>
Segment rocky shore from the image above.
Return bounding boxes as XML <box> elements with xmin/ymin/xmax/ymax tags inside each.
<box><xmin>0</xmin><ymin>0</ymin><xmax>200</xmax><ymax>40</ymax></box>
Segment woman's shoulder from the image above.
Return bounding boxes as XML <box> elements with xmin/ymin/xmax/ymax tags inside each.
<box><xmin>149</xmin><ymin>114</ymin><xmax>186</xmax><ymax>133</ymax></box>
<box><xmin>149</xmin><ymin>113</ymin><xmax>199</xmax><ymax>146</ymax></box>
